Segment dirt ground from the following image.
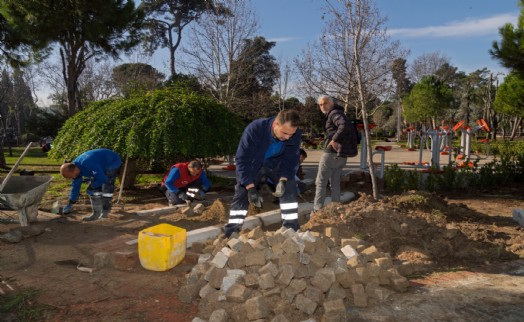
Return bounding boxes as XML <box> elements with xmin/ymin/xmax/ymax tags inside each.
<box><xmin>0</xmin><ymin>179</ymin><xmax>523</xmax><ymax>321</ymax></box>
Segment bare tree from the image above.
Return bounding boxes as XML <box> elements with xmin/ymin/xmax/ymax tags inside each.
<box><xmin>296</xmin><ymin>1</ymin><xmax>407</xmax><ymax>116</ymax></box>
<box><xmin>37</xmin><ymin>58</ymin><xmax>118</xmax><ymax>111</ymax></box>
<box><xmin>78</xmin><ymin>59</ymin><xmax>119</xmax><ymax>102</ymax></box>
<box><xmin>275</xmin><ymin>56</ymin><xmax>292</xmax><ymax>111</ymax></box>
<box><xmin>183</xmin><ymin>0</ymin><xmax>259</xmax><ymax>109</ymax></box>
<box><xmin>36</xmin><ymin>60</ymin><xmax>68</xmax><ymax>111</ymax></box>
<box><xmin>294</xmin><ymin>47</ymin><xmax>317</xmax><ymax>100</ymax></box>
<box><xmin>295</xmin><ymin>31</ymin><xmax>359</xmax><ymax>114</ymax></box>
<box><xmin>409</xmin><ymin>52</ymin><xmax>451</xmax><ymax>83</ymax></box>
<box><xmin>297</xmin><ymin>0</ymin><xmax>408</xmax><ymax>199</ymax></box>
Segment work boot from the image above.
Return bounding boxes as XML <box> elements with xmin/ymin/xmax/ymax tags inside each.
<box><xmin>282</xmin><ymin>219</ymin><xmax>300</xmax><ymax>232</ymax></box>
<box><xmin>83</xmin><ymin>196</ymin><xmax>103</xmax><ymax>221</ymax></box>
<box><xmin>224</xmin><ymin>223</ymin><xmax>242</xmax><ymax>238</ymax></box>
<box><xmin>101</xmin><ymin>197</ymin><xmax>113</xmax><ymax>218</ymax></box>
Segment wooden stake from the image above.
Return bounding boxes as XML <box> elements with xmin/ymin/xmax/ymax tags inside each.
<box><xmin>116</xmin><ymin>155</ymin><xmax>129</xmax><ymax>207</ymax></box>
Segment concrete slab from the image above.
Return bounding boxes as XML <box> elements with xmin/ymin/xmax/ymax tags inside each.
<box><xmin>187</xmin><ymin>226</ymin><xmax>222</xmax><ymax>246</ymax></box>
<box><xmin>185</xmin><ymin>191</ymin><xmax>355</xmax><ymax>248</ymax></box>
<box><xmin>134</xmin><ymin>205</ymin><xmax>183</xmax><ymax>216</ymax></box>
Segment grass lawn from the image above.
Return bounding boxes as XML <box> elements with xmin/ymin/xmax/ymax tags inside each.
<box><xmin>0</xmin><ymin>147</ymin><xmax>67</xmax><ymax>205</ymax></box>
<box><xmin>3</xmin><ymin>146</ymin><xmax>62</xmax><ymax>166</ymax></box>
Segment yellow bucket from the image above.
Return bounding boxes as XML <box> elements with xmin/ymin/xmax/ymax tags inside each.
<box><xmin>138</xmin><ymin>224</ymin><xmax>186</xmax><ymax>271</ymax></box>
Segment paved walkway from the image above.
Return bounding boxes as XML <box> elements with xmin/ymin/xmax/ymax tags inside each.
<box><xmin>208</xmin><ymin>142</ymin><xmax>496</xmax><ymax>181</ymax></box>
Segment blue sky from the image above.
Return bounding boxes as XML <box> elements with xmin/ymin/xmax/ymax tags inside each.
<box><xmin>36</xmin><ymin>0</ymin><xmax>522</xmax><ymax>106</ymax></box>
<box><xmin>253</xmin><ymin>0</ymin><xmax>520</xmax><ymax>76</ymax></box>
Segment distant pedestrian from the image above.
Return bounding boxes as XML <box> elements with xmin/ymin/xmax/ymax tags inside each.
<box><xmin>60</xmin><ymin>148</ymin><xmax>122</xmax><ymax>221</ymax></box>
<box><xmin>312</xmin><ymin>95</ymin><xmax>358</xmax><ymax>213</ymax></box>
<box><xmin>224</xmin><ymin>109</ymin><xmax>302</xmax><ymax>237</ymax></box>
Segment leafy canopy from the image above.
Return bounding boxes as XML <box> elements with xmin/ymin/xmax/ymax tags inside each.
<box><xmin>49</xmin><ymin>88</ymin><xmax>245</xmax><ymax>161</ymax></box>
<box><xmin>494</xmin><ymin>72</ymin><xmax>524</xmax><ymax>117</ymax></box>
<box><xmin>1</xmin><ymin>0</ymin><xmax>144</xmax><ymax>116</ymax></box>
<box><xmin>140</xmin><ymin>0</ymin><xmax>217</xmax><ymax>77</ymax></box>
<box><xmin>112</xmin><ymin>63</ymin><xmax>165</xmax><ymax>97</ymax></box>
<box><xmin>402</xmin><ymin>75</ymin><xmax>453</xmax><ymax>123</ymax></box>
<box><xmin>490</xmin><ymin>0</ymin><xmax>524</xmax><ymax>76</ymax></box>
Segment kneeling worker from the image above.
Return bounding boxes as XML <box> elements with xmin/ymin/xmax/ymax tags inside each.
<box><xmin>60</xmin><ymin>148</ymin><xmax>122</xmax><ymax>221</ymax></box>
<box><xmin>161</xmin><ymin>160</ymin><xmax>210</xmax><ymax>206</ymax></box>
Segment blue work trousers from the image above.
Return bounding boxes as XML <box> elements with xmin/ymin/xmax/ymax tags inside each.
<box><xmin>225</xmin><ymin>160</ymin><xmax>299</xmax><ymax>237</ymax></box>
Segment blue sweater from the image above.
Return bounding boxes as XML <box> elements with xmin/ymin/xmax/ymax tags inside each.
<box><xmin>69</xmin><ymin>149</ymin><xmax>122</xmax><ymax>201</ymax></box>
<box><xmin>164</xmin><ymin>166</ymin><xmax>211</xmax><ymax>193</ymax></box>
<box><xmin>235</xmin><ymin>117</ymin><xmax>302</xmax><ymax>187</ymax></box>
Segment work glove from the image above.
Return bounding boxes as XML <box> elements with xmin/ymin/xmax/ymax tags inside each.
<box><xmin>186</xmin><ymin>188</ymin><xmax>206</xmax><ymax>201</ymax></box>
<box><xmin>272</xmin><ymin>179</ymin><xmax>286</xmax><ymax>198</ymax></box>
<box><xmin>63</xmin><ymin>200</ymin><xmax>75</xmax><ymax>214</ymax></box>
<box><xmin>247</xmin><ymin>187</ymin><xmax>263</xmax><ymax>208</ymax></box>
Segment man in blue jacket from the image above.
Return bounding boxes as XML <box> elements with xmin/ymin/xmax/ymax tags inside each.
<box><xmin>224</xmin><ymin>109</ymin><xmax>302</xmax><ymax>238</ymax></box>
<box><xmin>60</xmin><ymin>148</ymin><xmax>122</xmax><ymax>221</ymax></box>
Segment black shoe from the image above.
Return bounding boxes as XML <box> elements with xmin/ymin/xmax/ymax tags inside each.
<box><xmin>282</xmin><ymin>219</ymin><xmax>300</xmax><ymax>232</ymax></box>
<box><xmin>224</xmin><ymin>224</ymin><xmax>241</xmax><ymax>238</ymax></box>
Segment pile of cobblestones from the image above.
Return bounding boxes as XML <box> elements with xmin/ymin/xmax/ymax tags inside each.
<box><xmin>179</xmin><ymin>226</ymin><xmax>409</xmax><ymax>321</ymax></box>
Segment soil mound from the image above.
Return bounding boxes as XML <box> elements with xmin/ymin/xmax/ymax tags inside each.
<box><xmin>304</xmin><ymin>191</ymin><xmax>523</xmax><ymax>274</ymax></box>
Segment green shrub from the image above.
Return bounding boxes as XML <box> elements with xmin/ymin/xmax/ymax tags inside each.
<box><xmin>383</xmin><ymin>150</ymin><xmax>523</xmax><ymax>194</ymax></box>
<box><xmin>50</xmin><ymin>88</ymin><xmax>244</xmax><ymax>163</ymax></box>
<box><xmin>384</xmin><ymin>164</ymin><xmax>405</xmax><ymax>193</ymax></box>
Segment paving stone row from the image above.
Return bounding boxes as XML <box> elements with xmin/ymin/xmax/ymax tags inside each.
<box><xmin>179</xmin><ymin>226</ymin><xmax>410</xmax><ymax>321</ymax></box>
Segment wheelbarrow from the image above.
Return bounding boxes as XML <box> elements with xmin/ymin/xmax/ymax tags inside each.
<box><xmin>0</xmin><ymin>175</ymin><xmax>53</xmax><ymax>226</ymax></box>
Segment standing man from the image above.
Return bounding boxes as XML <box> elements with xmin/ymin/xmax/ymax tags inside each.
<box><xmin>224</xmin><ymin>109</ymin><xmax>302</xmax><ymax>238</ymax></box>
<box><xmin>60</xmin><ymin>148</ymin><xmax>122</xmax><ymax>221</ymax></box>
<box><xmin>313</xmin><ymin>95</ymin><xmax>358</xmax><ymax>213</ymax></box>
<box><xmin>161</xmin><ymin>160</ymin><xmax>210</xmax><ymax>206</ymax></box>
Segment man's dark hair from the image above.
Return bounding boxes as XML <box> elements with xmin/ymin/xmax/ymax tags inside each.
<box><xmin>275</xmin><ymin>109</ymin><xmax>300</xmax><ymax>127</ymax></box>
<box><xmin>188</xmin><ymin>160</ymin><xmax>203</xmax><ymax>169</ymax></box>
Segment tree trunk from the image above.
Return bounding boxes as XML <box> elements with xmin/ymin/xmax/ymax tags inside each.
<box><xmin>354</xmin><ymin>61</ymin><xmax>379</xmax><ymax>200</ymax></box>
<box><xmin>396</xmin><ymin>101</ymin><xmax>402</xmax><ymax>142</ymax></box>
<box><xmin>121</xmin><ymin>158</ymin><xmax>138</xmax><ymax>189</ymax></box>
<box><xmin>510</xmin><ymin>116</ymin><xmax>522</xmax><ymax>140</ymax></box>
<box><xmin>0</xmin><ymin>142</ymin><xmax>6</xmax><ymax>168</ymax></box>
<box><xmin>169</xmin><ymin>37</ymin><xmax>176</xmax><ymax>78</ymax></box>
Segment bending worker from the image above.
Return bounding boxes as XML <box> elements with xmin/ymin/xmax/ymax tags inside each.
<box><xmin>224</xmin><ymin>109</ymin><xmax>302</xmax><ymax>238</ymax></box>
<box><xmin>60</xmin><ymin>148</ymin><xmax>122</xmax><ymax>221</ymax></box>
<box><xmin>161</xmin><ymin>160</ymin><xmax>210</xmax><ymax>206</ymax></box>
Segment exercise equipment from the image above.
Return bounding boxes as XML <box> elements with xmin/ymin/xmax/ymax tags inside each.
<box><xmin>404</xmin><ymin>127</ymin><xmax>417</xmax><ymax>151</ymax></box>
<box><xmin>402</xmin><ymin>122</ymin><xmax>455</xmax><ymax>170</ymax></box>
<box><xmin>454</xmin><ymin>118</ymin><xmax>491</xmax><ymax>161</ymax></box>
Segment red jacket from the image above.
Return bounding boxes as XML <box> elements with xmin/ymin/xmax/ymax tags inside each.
<box><xmin>162</xmin><ymin>162</ymin><xmax>202</xmax><ymax>190</ymax></box>
<box><xmin>162</xmin><ymin>162</ymin><xmax>208</xmax><ymax>192</ymax></box>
